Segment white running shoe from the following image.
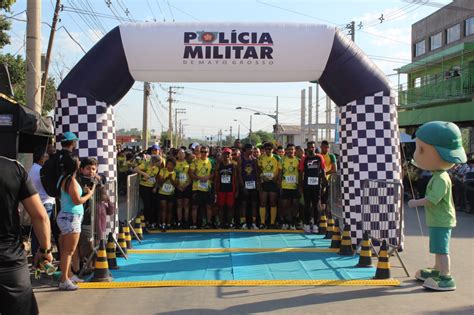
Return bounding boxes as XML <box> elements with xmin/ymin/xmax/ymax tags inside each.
<box><xmin>251</xmin><ymin>223</ymin><xmax>259</xmax><ymax>230</ymax></box>
<box><xmin>303</xmin><ymin>224</ymin><xmax>311</xmax><ymax>233</ymax></box>
<box><xmin>58</xmin><ymin>279</ymin><xmax>79</xmax><ymax>291</ymax></box>
<box><xmin>70</xmin><ymin>275</ymin><xmax>84</xmax><ymax>284</ymax></box>
<box><xmin>290</xmin><ymin>225</ymin><xmax>296</xmax><ymax>230</ymax></box>
<box><xmin>311</xmin><ymin>225</ymin><xmax>319</xmax><ymax>234</ymax></box>
<box><xmin>241</xmin><ymin>223</ymin><xmax>248</xmax><ymax>230</ymax></box>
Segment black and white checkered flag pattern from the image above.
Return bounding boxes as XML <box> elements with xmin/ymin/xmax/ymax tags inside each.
<box><xmin>55</xmin><ymin>92</ymin><xmax>118</xmax><ymax>235</ymax></box>
<box><xmin>339</xmin><ymin>90</ymin><xmax>402</xmax><ymax>246</ymax></box>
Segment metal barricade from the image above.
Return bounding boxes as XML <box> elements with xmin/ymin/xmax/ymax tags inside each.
<box><xmin>329</xmin><ymin>172</ymin><xmax>343</xmax><ymax>220</ymax></box>
<box><xmin>361</xmin><ymin>179</ymin><xmax>409</xmax><ymax>276</ymax></box>
<box><xmin>126</xmin><ymin>173</ymin><xmax>140</xmax><ymax>223</ymax></box>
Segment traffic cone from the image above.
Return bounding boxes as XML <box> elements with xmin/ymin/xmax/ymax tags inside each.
<box><xmin>106</xmin><ymin>232</ymin><xmax>119</xmax><ymax>270</ymax></box>
<box><xmin>116</xmin><ymin>225</ymin><xmax>128</xmax><ymax>257</ymax></box>
<box><xmin>338</xmin><ymin>224</ymin><xmax>354</xmax><ymax>256</ymax></box>
<box><xmin>330</xmin><ymin>219</ymin><xmax>341</xmax><ymax>249</ymax></box>
<box><xmin>318</xmin><ymin>215</ymin><xmax>327</xmax><ymax>235</ymax></box>
<box><xmin>91</xmin><ymin>239</ymin><xmax>112</xmax><ymax>282</ymax></box>
<box><xmin>356</xmin><ymin>231</ymin><xmax>373</xmax><ymax>267</ymax></box>
<box><xmin>140</xmin><ymin>214</ymin><xmax>148</xmax><ymax>233</ymax></box>
<box><xmin>374</xmin><ymin>240</ymin><xmax>391</xmax><ymax>279</ymax></box>
<box><xmin>123</xmin><ymin>225</ymin><xmax>132</xmax><ymax>249</ymax></box>
<box><xmin>134</xmin><ymin>217</ymin><xmax>143</xmax><ymax>240</ymax></box>
<box><xmin>324</xmin><ymin>217</ymin><xmax>334</xmax><ymax>239</ymax></box>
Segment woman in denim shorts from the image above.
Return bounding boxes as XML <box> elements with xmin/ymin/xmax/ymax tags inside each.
<box><xmin>56</xmin><ymin>155</ymin><xmax>95</xmax><ymax>291</ymax></box>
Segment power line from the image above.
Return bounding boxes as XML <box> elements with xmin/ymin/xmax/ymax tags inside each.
<box><xmin>167</xmin><ymin>2</ymin><xmax>199</xmax><ymax>21</ymax></box>
<box><xmin>145</xmin><ymin>0</ymin><xmax>158</xmax><ymax>22</ymax></box>
<box><xmin>166</xmin><ymin>0</ymin><xmax>175</xmax><ymax>22</ymax></box>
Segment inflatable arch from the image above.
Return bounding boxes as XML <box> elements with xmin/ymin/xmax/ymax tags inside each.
<box><xmin>56</xmin><ymin>23</ymin><xmax>402</xmax><ymax>245</ymax></box>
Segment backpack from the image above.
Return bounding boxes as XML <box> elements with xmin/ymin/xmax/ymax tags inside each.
<box><xmin>40</xmin><ymin>151</ymin><xmax>64</xmax><ymax>198</ymax></box>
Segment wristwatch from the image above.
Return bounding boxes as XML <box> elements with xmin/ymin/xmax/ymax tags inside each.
<box><xmin>39</xmin><ymin>247</ymin><xmax>53</xmax><ymax>254</ymax></box>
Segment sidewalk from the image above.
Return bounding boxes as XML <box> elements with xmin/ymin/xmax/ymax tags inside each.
<box><xmin>33</xmin><ymin>205</ymin><xmax>474</xmax><ymax>314</ymax></box>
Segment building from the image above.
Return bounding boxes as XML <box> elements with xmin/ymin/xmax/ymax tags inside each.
<box><xmin>398</xmin><ymin>0</ymin><xmax>474</xmax><ymax>152</ymax></box>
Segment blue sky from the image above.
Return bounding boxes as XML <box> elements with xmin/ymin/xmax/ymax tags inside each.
<box><xmin>4</xmin><ymin>0</ymin><xmax>451</xmax><ymax>139</ymax></box>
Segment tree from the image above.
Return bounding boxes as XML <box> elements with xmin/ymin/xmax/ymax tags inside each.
<box><xmin>253</xmin><ymin>130</ymin><xmax>275</xmax><ymax>143</ymax></box>
<box><xmin>241</xmin><ymin>133</ymin><xmax>261</xmax><ymax>146</ymax></box>
<box><xmin>0</xmin><ymin>1</ymin><xmax>15</xmax><ymax>49</ymax></box>
<box><xmin>0</xmin><ymin>53</ymin><xmax>57</xmax><ymax>115</ymax></box>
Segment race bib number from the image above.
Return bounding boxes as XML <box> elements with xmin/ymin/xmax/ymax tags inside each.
<box><xmin>263</xmin><ymin>172</ymin><xmax>273</xmax><ymax>180</ymax></box>
<box><xmin>245</xmin><ymin>180</ymin><xmax>256</xmax><ymax>190</ymax></box>
<box><xmin>147</xmin><ymin>177</ymin><xmax>156</xmax><ymax>183</ymax></box>
<box><xmin>308</xmin><ymin>177</ymin><xmax>319</xmax><ymax>186</ymax></box>
<box><xmin>199</xmin><ymin>180</ymin><xmax>209</xmax><ymax>190</ymax></box>
<box><xmin>221</xmin><ymin>175</ymin><xmax>231</xmax><ymax>184</ymax></box>
<box><xmin>162</xmin><ymin>183</ymin><xmax>174</xmax><ymax>193</ymax></box>
<box><xmin>178</xmin><ymin>172</ymin><xmax>187</xmax><ymax>183</ymax></box>
<box><xmin>285</xmin><ymin>175</ymin><xmax>297</xmax><ymax>184</ymax></box>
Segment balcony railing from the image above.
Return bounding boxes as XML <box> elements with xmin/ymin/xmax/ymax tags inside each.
<box><xmin>399</xmin><ymin>74</ymin><xmax>474</xmax><ymax>108</ymax></box>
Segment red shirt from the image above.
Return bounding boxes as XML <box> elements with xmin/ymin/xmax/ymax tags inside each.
<box><xmin>298</xmin><ymin>154</ymin><xmax>326</xmax><ymax>172</ymax></box>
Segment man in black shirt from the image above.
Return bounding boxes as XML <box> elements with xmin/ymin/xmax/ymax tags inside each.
<box><xmin>0</xmin><ymin>156</ymin><xmax>53</xmax><ymax>315</ymax></box>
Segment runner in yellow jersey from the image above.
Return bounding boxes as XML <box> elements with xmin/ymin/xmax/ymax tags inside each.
<box><xmin>157</xmin><ymin>157</ymin><xmax>177</xmax><ymax>232</ymax></box>
<box><xmin>279</xmin><ymin>144</ymin><xmax>300</xmax><ymax>230</ymax></box>
<box><xmin>320</xmin><ymin>140</ymin><xmax>337</xmax><ymax>217</ymax></box>
<box><xmin>189</xmin><ymin>146</ymin><xmax>215</xmax><ymax>229</ymax></box>
<box><xmin>174</xmin><ymin>149</ymin><xmax>191</xmax><ymax>228</ymax></box>
<box><xmin>134</xmin><ymin>155</ymin><xmax>161</xmax><ymax>229</ymax></box>
<box><xmin>258</xmin><ymin>142</ymin><xmax>281</xmax><ymax>228</ymax></box>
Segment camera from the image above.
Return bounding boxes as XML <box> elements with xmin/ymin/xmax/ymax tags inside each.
<box><xmin>81</xmin><ymin>175</ymin><xmax>102</xmax><ymax>189</ymax></box>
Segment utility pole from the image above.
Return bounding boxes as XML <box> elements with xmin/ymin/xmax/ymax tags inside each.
<box><xmin>237</xmin><ymin>124</ymin><xmax>240</xmax><ymax>140</ymax></box>
<box><xmin>300</xmin><ymin>90</ymin><xmax>306</xmax><ymax>145</ymax></box>
<box><xmin>41</xmin><ymin>0</ymin><xmax>61</xmax><ymax>107</ymax></box>
<box><xmin>142</xmin><ymin>82</ymin><xmax>150</xmax><ymax>149</ymax></box>
<box><xmin>308</xmin><ymin>86</ymin><xmax>312</xmax><ymax>142</ymax></box>
<box><xmin>249</xmin><ymin>115</ymin><xmax>253</xmax><ymax>133</ymax></box>
<box><xmin>230</xmin><ymin>126</ymin><xmax>233</xmax><ymax>139</ymax></box>
<box><xmin>26</xmin><ymin>0</ymin><xmax>42</xmax><ymax>113</ymax></box>
<box><xmin>174</xmin><ymin>108</ymin><xmax>186</xmax><ymax>147</ymax></box>
<box><xmin>167</xmin><ymin>86</ymin><xmax>183</xmax><ymax>147</ymax></box>
<box><xmin>275</xmin><ymin>96</ymin><xmax>279</xmax><ymax>145</ymax></box>
<box><xmin>315</xmin><ymin>82</ymin><xmax>319</xmax><ymax>143</ymax></box>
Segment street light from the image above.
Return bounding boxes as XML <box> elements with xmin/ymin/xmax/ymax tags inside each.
<box><xmin>235</xmin><ymin>97</ymin><xmax>279</xmax><ymax>143</ymax></box>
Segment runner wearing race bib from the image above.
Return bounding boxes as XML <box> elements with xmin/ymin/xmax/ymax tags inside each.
<box><xmin>258</xmin><ymin>142</ymin><xmax>281</xmax><ymax>228</ymax></box>
<box><xmin>189</xmin><ymin>146</ymin><xmax>214</xmax><ymax>229</ymax></box>
<box><xmin>134</xmin><ymin>155</ymin><xmax>161</xmax><ymax>229</ymax></box>
<box><xmin>174</xmin><ymin>149</ymin><xmax>192</xmax><ymax>228</ymax></box>
<box><xmin>238</xmin><ymin>143</ymin><xmax>259</xmax><ymax>230</ymax></box>
<box><xmin>214</xmin><ymin>148</ymin><xmax>238</xmax><ymax>228</ymax></box>
<box><xmin>280</xmin><ymin>144</ymin><xmax>300</xmax><ymax>230</ymax></box>
<box><xmin>320</xmin><ymin>140</ymin><xmax>337</xmax><ymax>217</ymax></box>
<box><xmin>298</xmin><ymin>141</ymin><xmax>326</xmax><ymax>233</ymax></box>
<box><xmin>157</xmin><ymin>158</ymin><xmax>177</xmax><ymax>232</ymax></box>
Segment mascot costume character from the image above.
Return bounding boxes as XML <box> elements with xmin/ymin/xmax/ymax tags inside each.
<box><xmin>408</xmin><ymin>121</ymin><xmax>467</xmax><ymax>291</ymax></box>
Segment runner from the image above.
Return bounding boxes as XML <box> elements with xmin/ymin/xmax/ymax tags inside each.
<box><xmin>189</xmin><ymin>146</ymin><xmax>214</xmax><ymax>228</ymax></box>
<box><xmin>214</xmin><ymin>148</ymin><xmax>239</xmax><ymax>228</ymax></box>
<box><xmin>157</xmin><ymin>157</ymin><xmax>177</xmax><ymax>232</ymax></box>
<box><xmin>320</xmin><ymin>140</ymin><xmax>337</xmax><ymax>217</ymax></box>
<box><xmin>252</xmin><ymin>146</ymin><xmax>261</xmax><ymax>159</ymax></box>
<box><xmin>279</xmin><ymin>144</ymin><xmax>300</xmax><ymax>230</ymax></box>
<box><xmin>299</xmin><ymin>141</ymin><xmax>326</xmax><ymax>233</ymax></box>
<box><xmin>238</xmin><ymin>144</ymin><xmax>259</xmax><ymax>229</ymax></box>
<box><xmin>258</xmin><ymin>142</ymin><xmax>281</xmax><ymax>229</ymax></box>
<box><xmin>134</xmin><ymin>155</ymin><xmax>161</xmax><ymax>229</ymax></box>
<box><xmin>175</xmin><ymin>149</ymin><xmax>192</xmax><ymax>228</ymax></box>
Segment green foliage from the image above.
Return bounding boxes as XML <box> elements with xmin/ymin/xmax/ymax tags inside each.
<box><xmin>241</xmin><ymin>133</ymin><xmax>261</xmax><ymax>145</ymax></box>
<box><xmin>0</xmin><ymin>1</ymin><xmax>15</xmax><ymax>49</ymax></box>
<box><xmin>0</xmin><ymin>0</ymin><xmax>16</xmax><ymax>10</ymax></box>
<box><xmin>253</xmin><ymin>130</ymin><xmax>275</xmax><ymax>143</ymax></box>
<box><xmin>0</xmin><ymin>53</ymin><xmax>57</xmax><ymax>115</ymax></box>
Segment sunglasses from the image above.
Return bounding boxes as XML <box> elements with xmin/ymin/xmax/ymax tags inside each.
<box><xmin>200</xmin><ymin>150</ymin><xmax>209</xmax><ymax>153</ymax></box>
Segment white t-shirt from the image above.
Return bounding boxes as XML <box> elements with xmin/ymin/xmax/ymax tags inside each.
<box><xmin>28</xmin><ymin>163</ymin><xmax>56</xmax><ymax>205</ymax></box>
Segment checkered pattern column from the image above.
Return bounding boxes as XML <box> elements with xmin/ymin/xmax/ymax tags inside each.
<box><xmin>55</xmin><ymin>92</ymin><xmax>118</xmax><ymax>235</ymax></box>
<box><xmin>339</xmin><ymin>90</ymin><xmax>402</xmax><ymax>246</ymax></box>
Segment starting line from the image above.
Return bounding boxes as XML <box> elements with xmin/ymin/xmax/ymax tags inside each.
<box><xmin>127</xmin><ymin>248</ymin><xmax>340</xmax><ymax>254</ymax></box>
<box><xmin>79</xmin><ymin>279</ymin><xmax>400</xmax><ymax>289</ymax></box>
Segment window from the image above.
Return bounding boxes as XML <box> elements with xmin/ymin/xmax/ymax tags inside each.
<box><xmin>430</xmin><ymin>32</ymin><xmax>442</xmax><ymax>50</ymax></box>
<box><xmin>415</xmin><ymin>40</ymin><xmax>425</xmax><ymax>57</ymax></box>
<box><xmin>446</xmin><ymin>24</ymin><xmax>460</xmax><ymax>43</ymax></box>
<box><xmin>466</xmin><ymin>17</ymin><xmax>474</xmax><ymax>36</ymax></box>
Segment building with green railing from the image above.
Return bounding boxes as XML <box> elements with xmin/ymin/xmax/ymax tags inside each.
<box><xmin>398</xmin><ymin>0</ymin><xmax>473</xmax><ymax>152</ymax></box>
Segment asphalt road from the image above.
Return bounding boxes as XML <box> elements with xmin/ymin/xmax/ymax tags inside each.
<box><xmin>33</xmin><ymin>206</ymin><xmax>474</xmax><ymax>315</ymax></box>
